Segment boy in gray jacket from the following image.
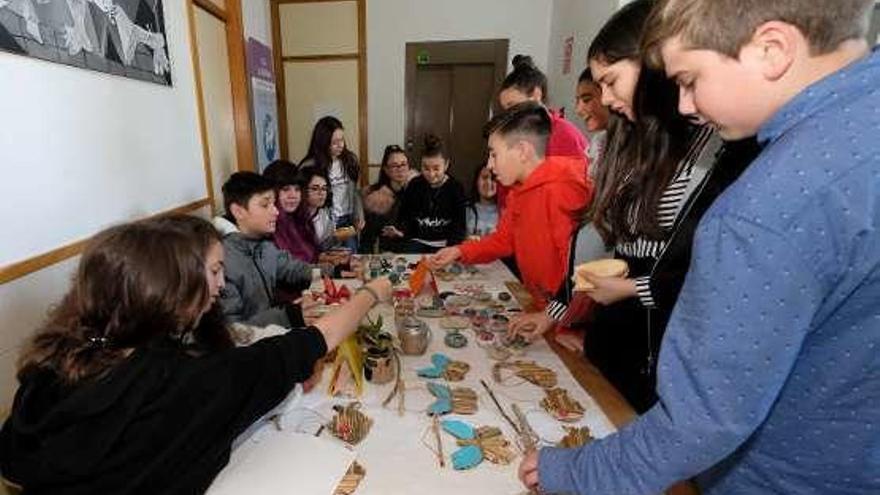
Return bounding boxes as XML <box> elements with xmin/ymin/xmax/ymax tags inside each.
<box><xmin>216</xmin><ymin>172</ymin><xmax>313</xmax><ymax>327</ymax></box>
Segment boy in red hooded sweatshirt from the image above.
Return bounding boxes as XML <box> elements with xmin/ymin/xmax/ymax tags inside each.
<box><xmin>428</xmin><ymin>102</ymin><xmax>593</xmax><ymax>308</ymax></box>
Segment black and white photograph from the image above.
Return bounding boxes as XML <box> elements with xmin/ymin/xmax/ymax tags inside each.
<box><xmin>0</xmin><ymin>0</ymin><xmax>171</xmax><ymax>85</ymax></box>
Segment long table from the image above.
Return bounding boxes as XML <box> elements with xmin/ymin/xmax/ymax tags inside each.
<box><xmin>209</xmin><ymin>259</ymin><xmax>694</xmax><ymax>494</ymax></box>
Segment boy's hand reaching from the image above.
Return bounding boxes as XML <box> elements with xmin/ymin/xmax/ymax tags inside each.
<box><xmin>427</xmin><ymin>246</ymin><xmax>461</xmax><ymax>271</ymax></box>
<box><xmin>518</xmin><ymin>450</ymin><xmax>540</xmax><ymax>491</ymax></box>
<box><xmin>509</xmin><ymin>312</ymin><xmax>554</xmax><ymax>342</ymax></box>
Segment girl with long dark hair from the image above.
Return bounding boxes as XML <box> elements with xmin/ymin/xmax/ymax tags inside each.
<box><xmin>0</xmin><ymin>215</ymin><xmax>391</xmax><ymax>492</ymax></box>
<box><xmin>299</xmin><ymin>116</ymin><xmax>364</xmax><ymax>250</ymax></box>
<box><xmin>263</xmin><ymin>160</ymin><xmax>320</xmax><ymax>263</ymax></box>
<box><xmin>511</xmin><ymin>0</ymin><xmax>760</xmax><ymax>414</ymax></box>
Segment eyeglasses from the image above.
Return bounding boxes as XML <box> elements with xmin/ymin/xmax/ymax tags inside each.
<box><xmin>307</xmin><ymin>185</ymin><xmax>329</xmax><ymax>193</ymax></box>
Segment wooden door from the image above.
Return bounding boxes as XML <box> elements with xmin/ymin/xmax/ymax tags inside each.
<box><xmin>449</xmin><ymin>64</ymin><xmax>496</xmax><ymax>193</ymax></box>
<box><xmin>405</xmin><ymin>40</ymin><xmax>508</xmax><ymax>196</ymax></box>
<box><xmin>412</xmin><ymin>66</ymin><xmax>453</xmax><ymax>162</ymax></box>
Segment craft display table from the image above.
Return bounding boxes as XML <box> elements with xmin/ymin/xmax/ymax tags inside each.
<box><xmin>211</xmin><ymin>259</ymin><xmax>621</xmax><ymax>494</ymax></box>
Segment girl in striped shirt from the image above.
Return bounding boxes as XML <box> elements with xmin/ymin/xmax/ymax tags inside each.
<box><xmin>510</xmin><ymin>0</ymin><xmax>760</xmax><ymax>413</ymax></box>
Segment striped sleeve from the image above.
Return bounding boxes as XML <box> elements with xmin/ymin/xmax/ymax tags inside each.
<box><xmin>634</xmin><ymin>275</ymin><xmax>656</xmax><ymax>308</ymax></box>
<box><xmin>545</xmin><ymin>299</ymin><xmax>568</xmax><ymax>322</ymax></box>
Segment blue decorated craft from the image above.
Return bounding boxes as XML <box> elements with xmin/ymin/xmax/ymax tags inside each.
<box><xmin>417</xmin><ymin>353</ymin><xmax>470</xmax><ymax>381</ymax></box>
<box><xmin>426</xmin><ymin>382</ymin><xmax>477</xmax><ymax>415</ymax></box>
<box><xmin>440</xmin><ymin>419</ymin><xmax>514</xmax><ymax>470</ymax></box>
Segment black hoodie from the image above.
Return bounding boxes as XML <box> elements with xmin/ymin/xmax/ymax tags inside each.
<box><xmin>397</xmin><ymin>175</ymin><xmax>466</xmax><ymax>248</ymax></box>
<box><xmin>0</xmin><ymin>328</ymin><xmax>327</xmax><ymax>494</ymax></box>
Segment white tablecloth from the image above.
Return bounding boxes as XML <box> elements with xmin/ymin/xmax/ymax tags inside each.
<box><xmin>214</xmin><ymin>260</ymin><xmax>616</xmax><ymax>495</ymax></box>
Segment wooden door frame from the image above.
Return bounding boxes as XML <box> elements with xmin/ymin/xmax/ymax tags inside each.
<box><xmin>270</xmin><ymin>0</ymin><xmax>369</xmax><ymax>185</ymax></box>
<box><xmin>404</xmin><ymin>39</ymin><xmax>509</xmax><ymax>155</ymax></box>
<box><xmin>187</xmin><ymin>0</ymin><xmax>256</xmax><ymax>215</ymax></box>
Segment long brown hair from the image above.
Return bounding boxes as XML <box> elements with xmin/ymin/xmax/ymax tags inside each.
<box><xmin>299</xmin><ymin>116</ymin><xmax>360</xmax><ymax>182</ymax></box>
<box><xmin>587</xmin><ymin>0</ymin><xmax>693</xmax><ymax>245</ymax></box>
<box><xmin>17</xmin><ymin>215</ymin><xmax>230</xmax><ymax>384</ymax></box>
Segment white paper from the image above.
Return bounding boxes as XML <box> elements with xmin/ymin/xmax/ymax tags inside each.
<box><xmin>208</xmin><ymin>431</ymin><xmax>356</xmax><ymax>495</ymax></box>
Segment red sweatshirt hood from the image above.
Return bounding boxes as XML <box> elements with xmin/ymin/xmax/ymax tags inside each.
<box><xmin>516</xmin><ymin>155</ymin><xmax>589</xmax><ymax>195</ymax></box>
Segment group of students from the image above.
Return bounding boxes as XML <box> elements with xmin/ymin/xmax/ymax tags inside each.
<box><xmin>1</xmin><ymin>0</ymin><xmax>879</xmax><ymax>493</ymax></box>
<box><xmin>246</xmin><ymin>121</ymin><xmax>502</xmax><ymax>261</ymax></box>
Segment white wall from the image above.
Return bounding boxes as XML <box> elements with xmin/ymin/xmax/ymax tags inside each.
<box><xmin>366</xmin><ymin>0</ymin><xmax>554</xmax><ymax>164</ymax></box>
<box><xmin>545</xmin><ymin>0</ymin><xmax>617</xmax><ymax>136</ymax></box>
<box><xmin>0</xmin><ymin>0</ymin><xmax>206</xmax><ymax>409</ymax></box>
<box><xmin>0</xmin><ymin>0</ymin><xmax>206</xmax><ymax>268</ymax></box>
<box><xmin>242</xmin><ymin>0</ymin><xmax>273</xmax><ymax>47</ymax></box>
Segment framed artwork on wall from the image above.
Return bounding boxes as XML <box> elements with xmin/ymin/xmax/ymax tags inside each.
<box><xmin>0</xmin><ymin>0</ymin><xmax>172</xmax><ymax>85</ymax></box>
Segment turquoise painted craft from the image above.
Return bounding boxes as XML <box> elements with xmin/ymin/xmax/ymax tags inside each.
<box><xmin>440</xmin><ymin>419</ymin><xmax>515</xmax><ymax>469</ymax></box>
<box><xmin>417</xmin><ymin>353</ymin><xmax>470</xmax><ymax>382</ymax></box>
<box><xmin>416</xmin><ymin>353</ymin><xmax>451</xmax><ymax>378</ymax></box>
<box><xmin>426</xmin><ymin>382</ymin><xmax>478</xmax><ymax>415</ymax></box>
<box><xmin>441</xmin><ymin>420</ymin><xmax>483</xmax><ymax>470</ymax></box>
<box><xmin>427</xmin><ymin>382</ymin><xmax>452</xmax><ymax>415</ymax></box>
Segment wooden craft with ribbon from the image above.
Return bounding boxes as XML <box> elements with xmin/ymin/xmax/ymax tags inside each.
<box><xmin>492</xmin><ymin>360</ymin><xmax>557</xmax><ymax>389</ymax></box>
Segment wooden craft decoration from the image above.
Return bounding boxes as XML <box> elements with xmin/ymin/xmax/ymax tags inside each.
<box><xmin>435</xmin><ymin>262</ymin><xmax>482</xmax><ymax>281</ymax></box>
<box><xmin>333</xmin><ymin>461</ymin><xmax>366</xmax><ymax>495</ymax></box>
<box><xmin>328</xmin><ymin>335</ymin><xmax>365</xmax><ymax>397</ymax></box>
<box><xmin>572</xmin><ymin>259</ymin><xmax>629</xmax><ymax>291</ymax></box>
<box><xmin>426</xmin><ymin>382</ymin><xmax>478</xmax><ymax>415</ymax></box>
<box><xmin>381</xmin><ymin>353</ymin><xmax>405</xmax><ymax>416</ymax></box>
<box><xmin>439</xmin><ymin>315</ymin><xmax>470</xmax><ymax>330</ymax></box>
<box><xmin>441</xmin><ymin>420</ymin><xmax>515</xmax><ymax>470</ymax></box>
<box><xmin>417</xmin><ymin>353</ymin><xmax>471</xmax><ymax>382</ymax></box>
<box><xmin>557</xmin><ymin>426</ymin><xmax>594</xmax><ymax>449</ymax></box>
<box><xmin>540</xmin><ymin>388</ymin><xmax>585</xmax><ymax>422</ymax></box>
<box><xmin>444</xmin><ymin>360</ymin><xmax>470</xmax><ymax>382</ymax></box>
<box><xmin>492</xmin><ymin>360</ymin><xmax>557</xmax><ymax>389</ymax></box>
<box><xmin>327</xmin><ymin>402</ymin><xmax>373</xmax><ymax>445</ymax></box>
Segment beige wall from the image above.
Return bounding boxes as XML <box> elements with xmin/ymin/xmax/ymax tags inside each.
<box><xmin>0</xmin><ymin>259</ymin><xmax>79</xmax><ymax>412</ymax></box>
<box><xmin>284</xmin><ymin>60</ymin><xmax>361</xmax><ymax>161</ymax></box>
<box><xmin>367</xmin><ymin>0</ymin><xmax>554</xmax><ymax>165</ymax></box>
<box><xmin>278</xmin><ymin>1</ymin><xmax>362</xmax><ymax>163</ymax></box>
<box><xmin>279</xmin><ymin>2</ymin><xmax>358</xmax><ymax>56</ymax></box>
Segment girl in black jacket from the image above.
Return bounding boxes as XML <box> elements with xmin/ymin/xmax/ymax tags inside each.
<box><xmin>396</xmin><ymin>134</ymin><xmax>467</xmax><ymax>253</ymax></box>
<box><xmin>0</xmin><ymin>215</ymin><xmax>390</xmax><ymax>494</ymax></box>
